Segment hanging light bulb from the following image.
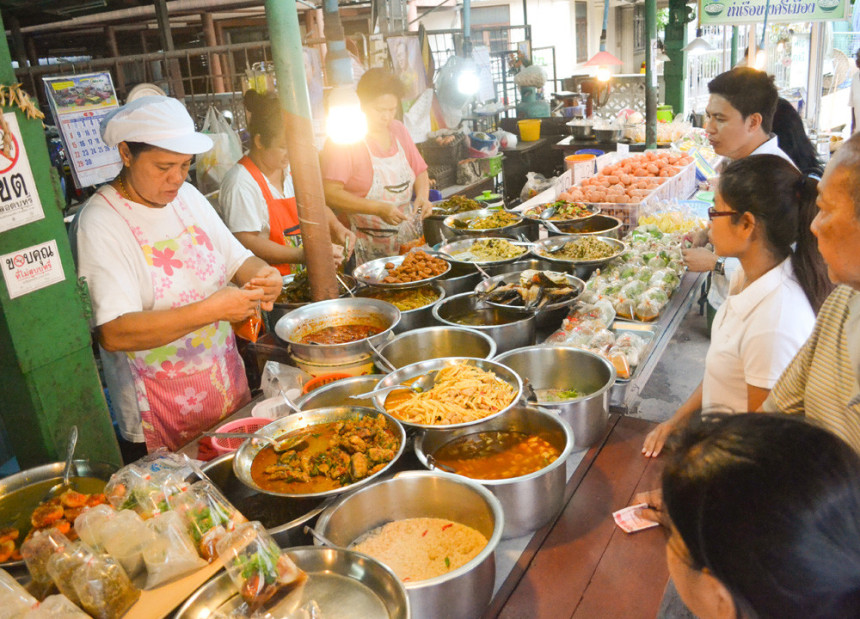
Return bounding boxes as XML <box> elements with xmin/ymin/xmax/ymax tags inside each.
<box><xmin>596</xmin><ymin>66</ymin><xmax>612</xmax><ymax>82</ymax></box>
<box><xmin>754</xmin><ymin>49</ymin><xmax>767</xmax><ymax>71</ymax></box>
<box><xmin>326</xmin><ymin>85</ymin><xmax>367</xmax><ymax>144</ymax></box>
<box><xmin>456</xmin><ymin>60</ymin><xmax>480</xmax><ymax>96</ymax></box>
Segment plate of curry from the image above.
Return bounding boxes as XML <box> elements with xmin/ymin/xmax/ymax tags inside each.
<box><xmin>233</xmin><ymin>407</ymin><xmax>406</xmax><ymax>499</ymax></box>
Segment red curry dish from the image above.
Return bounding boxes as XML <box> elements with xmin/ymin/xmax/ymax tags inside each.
<box><xmin>299</xmin><ymin>324</ymin><xmax>383</xmax><ymax>345</ymax></box>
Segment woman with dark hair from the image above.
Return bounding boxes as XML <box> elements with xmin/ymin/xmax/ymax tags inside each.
<box><xmin>219</xmin><ymin>90</ymin><xmax>353</xmax><ymax>274</ymax></box>
<box><xmin>659</xmin><ymin>413</ymin><xmax>860</xmax><ymax>618</ymax></box>
<box><xmin>772</xmin><ymin>97</ymin><xmax>824</xmax><ymax>177</ymax></box>
<box><xmin>321</xmin><ymin>68</ymin><xmax>432</xmax><ymax>264</ymax></box>
<box><xmin>643</xmin><ymin>155</ymin><xmax>833</xmax><ymax>457</ymax></box>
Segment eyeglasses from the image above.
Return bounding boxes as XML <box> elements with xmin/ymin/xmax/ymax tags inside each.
<box><xmin>707</xmin><ymin>206</ymin><xmax>737</xmax><ymax>220</ymax></box>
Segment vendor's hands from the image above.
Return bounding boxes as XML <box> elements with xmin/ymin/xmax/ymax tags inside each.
<box><xmin>244</xmin><ymin>265</ymin><xmax>281</xmax><ymax>311</ymax></box>
<box><xmin>376</xmin><ymin>202</ymin><xmax>408</xmax><ymax>226</ymax></box>
<box><xmin>414</xmin><ymin>195</ymin><xmax>434</xmax><ymax>220</ymax></box>
<box><xmin>681</xmin><ymin>247</ymin><xmax>718</xmax><ymax>273</ymax></box>
<box><xmin>632</xmin><ymin>488</ymin><xmax>667</xmax><ymax>526</ymax></box>
<box><xmin>642</xmin><ymin>419</ymin><xmax>680</xmax><ymax>458</ymax></box>
<box><xmin>208</xmin><ymin>286</ymin><xmax>267</xmax><ymax>323</ymax></box>
<box><xmin>332</xmin><ymin>226</ymin><xmax>356</xmax><ymax>260</ymax></box>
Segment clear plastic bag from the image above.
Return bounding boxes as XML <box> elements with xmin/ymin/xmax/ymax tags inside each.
<box><xmin>142</xmin><ymin>511</ymin><xmax>206</xmax><ymax>589</ymax></box>
<box><xmin>105</xmin><ymin>461</ymin><xmax>190</xmax><ymax>519</ymax></box>
<box><xmin>216</xmin><ymin>522</ymin><xmax>306</xmax><ymax>612</ymax></box>
<box><xmin>24</xmin><ymin>594</ymin><xmax>89</xmax><ymax>618</ymax></box>
<box><xmin>520</xmin><ymin>172</ymin><xmax>557</xmax><ymax>202</ymax></box>
<box><xmin>21</xmin><ymin>528</ymin><xmax>71</xmax><ymax>586</ymax></box>
<box><xmin>0</xmin><ymin>567</ymin><xmax>38</xmax><ymax>618</ymax></box>
<box><xmin>71</xmin><ymin>553</ymin><xmax>139</xmax><ymax>619</ymax></box>
<box><xmin>171</xmin><ymin>481</ymin><xmax>247</xmax><ymax>561</ymax></box>
<box><xmin>73</xmin><ymin>504</ymin><xmax>116</xmax><ymax>551</ymax></box>
<box><xmin>46</xmin><ymin>542</ymin><xmax>94</xmax><ymax>607</ymax></box>
<box><xmin>196</xmin><ymin>106</ymin><xmax>243</xmax><ymax>195</ymax></box>
<box><xmin>100</xmin><ymin>510</ymin><xmax>153</xmax><ymax>578</ymax></box>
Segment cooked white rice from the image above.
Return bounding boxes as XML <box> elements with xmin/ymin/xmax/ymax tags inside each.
<box><xmin>351</xmin><ymin>517</ymin><xmax>488</xmax><ymax>582</ymax></box>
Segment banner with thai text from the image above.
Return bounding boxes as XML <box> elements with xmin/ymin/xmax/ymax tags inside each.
<box><xmin>700</xmin><ymin>0</ymin><xmax>847</xmax><ymax>25</ymax></box>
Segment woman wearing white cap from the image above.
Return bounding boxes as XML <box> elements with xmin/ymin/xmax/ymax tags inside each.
<box><xmin>75</xmin><ymin>95</ymin><xmax>281</xmax><ymax>455</ymax></box>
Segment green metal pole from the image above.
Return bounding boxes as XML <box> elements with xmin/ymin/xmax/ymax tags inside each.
<box><xmin>645</xmin><ymin>0</ymin><xmax>657</xmax><ymax>149</ymax></box>
<box><xmin>664</xmin><ymin>0</ymin><xmax>692</xmax><ymax>116</ymax></box>
<box><xmin>730</xmin><ymin>26</ymin><xmax>739</xmax><ymax>67</ymax></box>
<box><xmin>0</xmin><ymin>14</ymin><xmax>120</xmax><ymax>467</ymax></box>
<box><xmin>264</xmin><ymin>0</ymin><xmax>338</xmax><ymax>301</ymax></box>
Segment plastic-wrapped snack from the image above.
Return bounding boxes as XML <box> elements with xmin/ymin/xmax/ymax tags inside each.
<box><xmin>21</xmin><ymin>529</ymin><xmax>72</xmax><ymax>586</ymax></box>
<box><xmin>609</xmin><ymin>333</ymin><xmax>647</xmax><ymax>368</ymax></box>
<box><xmin>142</xmin><ymin>511</ymin><xmax>206</xmax><ymax>588</ymax></box>
<box><xmin>634</xmin><ymin>287</ymin><xmax>669</xmax><ymax>321</ymax></box>
<box><xmin>71</xmin><ymin>553</ymin><xmax>139</xmax><ymax>619</ymax></box>
<box><xmin>648</xmin><ymin>269</ymin><xmax>680</xmax><ymax>292</ymax></box>
<box><xmin>171</xmin><ymin>481</ymin><xmax>247</xmax><ymax>561</ymax></box>
<box><xmin>100</xmin><ymin>509</ymin><xmax>153</xmax><ymax>578</ymax></box>
<box><xmin>46</xmin><ymin>542</ymin><xmax>94</xmax><ymax>607</ymax></box>
<box><xmin>105</xmin><ymin>464</ymin><xmax>189</xmax><ymax>519</ymax></box>
<box><xmin>0</xmin><ymin>568</ymin><xmax>38</xmax><ymax>618</ymax></box>
<box><xmin>216</xmin><ymin>522</ymin><xmax>307</xmax><ymax>611</ymax></box>
<box><xmin>73</xmin><ymin>504</ymin><xmax>116</xmax><ymax>551</ymax></box>
<box><xmin>24</xmin><ymin>595</ymin><xmax>89</xmax><ymax>618</ymax></box>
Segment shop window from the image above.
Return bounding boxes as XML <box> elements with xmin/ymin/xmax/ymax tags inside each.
<box><xmin>575</xmin><ymin>2</ymin><xmax>587</xmax><ymax>63</ymax></box>
<box><xmin>633</xmin><ymin>5</ymin><xmax>646</xmax><ymax>53</ymax></box>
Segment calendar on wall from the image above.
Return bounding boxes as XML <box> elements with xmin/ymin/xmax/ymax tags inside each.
<box><xmin>43</xmin><ymin>72</ymin><xmax>122</xmax><ymax>189</ymax></box>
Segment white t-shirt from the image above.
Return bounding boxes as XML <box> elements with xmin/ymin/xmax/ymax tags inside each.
<box><xmin>217</xmin><ymin>162</ymin><xmax>294</xmax><ymax>236</ymax></box>
<box><xmin>76</xmin><ymin>183</ymin><xmax>253</xmax><ymax>441</ymax></box>
<box><xmin>702</xmin><ymin>257</ymin><xmax>815</xmax><ymax>413</ymax></box>
<box><xmin>850</xmin><ymin>72</ymin><xmax>860</xmax><ymax>134</ymax></box>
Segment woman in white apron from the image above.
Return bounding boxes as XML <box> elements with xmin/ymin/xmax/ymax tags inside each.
<box><xmin>75</xmin><ymin>96</ymin><xmax>281</xmax><ymax>456</ymax></box>
<box><xmin>321</xmin><ymin>69</ymin><xmax>433</xmax><ymax>264</ymax></box>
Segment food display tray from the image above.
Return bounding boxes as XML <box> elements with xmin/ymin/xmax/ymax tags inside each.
<box><xmin>610</xmin><ymin>322</ymin><xmax>661</xmax><ymax>384</ymax></box>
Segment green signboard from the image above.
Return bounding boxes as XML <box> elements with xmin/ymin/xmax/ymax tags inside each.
<box><xmin>700</xmin><ymin>0</ymin><xmax>848</xmax><ymax>24</ymax></box>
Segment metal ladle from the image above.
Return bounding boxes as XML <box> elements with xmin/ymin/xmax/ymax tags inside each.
<box><xmin>349</xmin><ymin>370</ymin><xmax>440</xmax><ymax>400</ymax></box>
<box><xmin>42</xmin><ymin>425</ymin><xmax>78</xmax><ymax>501</ymax></box>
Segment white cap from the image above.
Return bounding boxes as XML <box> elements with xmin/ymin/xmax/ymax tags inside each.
<box><xmin>100</xmin><ymin>95</ymin><xmax>213</xmax><ymax>155</ymax></box>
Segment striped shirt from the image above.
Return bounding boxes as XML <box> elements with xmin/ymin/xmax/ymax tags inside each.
<box><xmin>763</xmin><ymin>285</ymin><xmax>860</xmax><ymax>453</ymax></box>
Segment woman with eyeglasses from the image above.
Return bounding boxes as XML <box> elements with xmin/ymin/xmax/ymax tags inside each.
<box><xmin>642</xmin><ymin>154</ymin><xmax>832</xmax><ymax>457</ymax></box>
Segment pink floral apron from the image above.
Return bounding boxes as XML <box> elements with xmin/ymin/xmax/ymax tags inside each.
<box><xmin>103</xmin><ymin>187</ymin><xmax>250</xmax><ymax>452</ymax></box>
<box><xmin>351</xmin><ymin>137</ymin><xmax>422</xmax><ymax>264</ymax></box>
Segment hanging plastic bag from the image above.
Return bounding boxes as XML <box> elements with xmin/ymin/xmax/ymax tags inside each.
<box><xmin>196</xmin><ymin>106</ymin><xmax>243</xmax><ymax>195</ymax></box>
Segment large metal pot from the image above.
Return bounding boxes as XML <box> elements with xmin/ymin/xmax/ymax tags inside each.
<box><xmin>566</xmin><ymin>120</ymin><xmax>593</xmax><ymax>139</ymax></box>
<box><xmin>201</xmin><ymin>453</ymin><xmax>330</xmax><ymax>547</ymax></box>
<box><xmin>377</xmin><ymin>326</ymin><xmax>496</xmax><ymax>369</ymax></box>
<box><xmin>436</xmin><ymin>265</ymin><xmax>481</xmax><ymax>297</ymax></box>
<box><xmin>232</xmin><ymin>406</ymin><xmax>406</xmax><ymax>499</ymax></box>
<box><xmin>415</xmin><ymin>406</ymin><xmax>574</xmax><ymax>538</ymax></box>
<box><xmin>549</xmin><ymin>215</ymin><xmax>623</xmax><ymax>239</ymax></box>
<box><xmin>315</xmin><ymin>471</ymin><xmax>503</xmax><ymax>619</ymax></box>
<box><xmin>443</xmin><ymin>209</ymin><xmax>523</xmax><ymax>239</ymax></box>
<box><xmin>423</xmin><ymin>214</ymin><xmax>449</xmax><ymax>246</ymax></box>
<box><xmin>357</xmin><ymin>282</ymin><xmax>445</xmax><ymax>335</ymax></box>
<box><xmin>267</xmin><ymin>274</ymin><xmax>358</xmax><ymax>327</ymax></box>
<box><xmin>296</xmin><ymin>374</ymin><xmax>385</xmax><ymax>410</ymax></box>
<box><xmin>483</xmin><ymin>258</ymin><xmax>564</xmax><ymax>277</ymax></box>
<box><xmin>432</xmin><ymin>292</ymin><xmax>535</xmax><ymax>354</ymax></box>
<box><xmin>494</xmin><ymin>346</ymin><xmax>616</xmax><ymax>448</ymax></box>
<box><xmin>274</xmin><ymin>298</ymin><xmax>401</xmax><ymax>364</ymax></box>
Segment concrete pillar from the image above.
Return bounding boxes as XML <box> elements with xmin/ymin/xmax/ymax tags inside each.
<box><xmin>201</xmin><ymin>13</ymin><xmax>226</xmax><ymax>93</ymax></box>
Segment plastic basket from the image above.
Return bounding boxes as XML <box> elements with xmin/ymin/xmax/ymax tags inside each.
<box><xmin>420</xmin><ymin>134</ymin><xmax>467</xmax><ymax>166</ymax></box>
<box><xmin>302</xmin><ymin>373</ymin><xmax>353</xmax><ymax>394</ymax></box>
<box><xmin>485</xmin><ymin>154</ymin><xmax>503</xmax><ymax>177</ymax></box>
<box><xmin>211</xmin><ymin>417</ymin><xmax>271</xmax><ymax>454</ymax></box>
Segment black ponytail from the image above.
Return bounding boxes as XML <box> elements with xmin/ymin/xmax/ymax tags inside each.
<box><xmin>243</xmin><ymin>89</ymin><xmax>285</xmax><ymax>149</ymax></box>
<box><xmin>719</xmin><ymin>155</ymin><xmax>833</xmax><ymax>313</ymax></box>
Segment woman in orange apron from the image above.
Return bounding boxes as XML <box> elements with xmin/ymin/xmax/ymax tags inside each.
<box><xmin>75</xmin><ymin>96</ymin><xmax>282</xmax><ymax>455</ymax></box>
<box><xmin>321</xmin><ymin>69</ymin><xmax>434</xmax><ymax>264</ymax></box>
<box><xmin>219</xmin><ymin>90</ymin><xmax>354</xmax><ymax>274</ymax></box>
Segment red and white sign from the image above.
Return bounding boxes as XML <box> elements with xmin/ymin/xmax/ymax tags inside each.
<box><xmin>0</xmin><ymin>112</ymin><xmax>45</xmax><ymax>234</ymax></box>
<box><xmin>1</xmin><ymin>239</ymin><xmax>65</xmax><ymax>299</ymax></box>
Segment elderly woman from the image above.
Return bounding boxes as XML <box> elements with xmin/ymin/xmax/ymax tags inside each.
<box><xmin>75</xmin><ymin>96</ymin><xmax>281</xmax><ymax>455</ymax></box>
<box><xmin>321</xmin><ymin>68</ymin><xmax>432</xmax><ymax>264</ymax></box>
<box><xmin>219</xmin><ymin>90</ymin><xmax>354</xmax><ymax>274</ymax></box>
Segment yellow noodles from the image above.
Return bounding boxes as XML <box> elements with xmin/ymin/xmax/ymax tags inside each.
<box><xmin>385</xmin><ymin>364</ymin><xmax>516</xmax><ymax>425</ymax></box>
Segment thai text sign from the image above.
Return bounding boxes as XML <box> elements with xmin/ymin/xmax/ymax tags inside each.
<box><xmin>1</xmin><ymin>239</ymin><xmax>65</xmax><ymax>299</ymax></box>
<box><xmin>0</xmin><ymin>112</ymin><xmax>45</xmax><ymax>234</ymax></box>
<box><xmin>700</xmin><ymin>0</ymin><xmax>847</xmax><ymax>25</ymax></box>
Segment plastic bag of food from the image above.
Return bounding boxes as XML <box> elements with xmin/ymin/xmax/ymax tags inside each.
<box><xmin>0</xmin><ymin>568</ymin><xmax>38</xmax><ymax>618</ymax></box>
<box><xmin>105</xmin><ymin>463</ymin><xmax>190</xmax><ymax>519</ymax></box>
<box><xmin>610</xmin><ymin>333</ymin><xmax>646</xmax><ymax>368</ymax></box>
<box><xmin>520</xmin><ymin>172</ymin><xmax>557</xmax><ymax>202</ymax></box>
<box><xmin>20</xmin><ymin>529</ymin><xmax>72</xmax><ymax>586</ymax></box>
<box><xmin>73</xmin><ymin>504</ymin><xmax>116</xmax><ymax>552</ymax></box>
<box><xmin>142</xmin><ymin>511</ymin><xmax>206</xmax><ymax>588</ymax></box>
<box><xmin>71</xmin><ymin>552</ymin><xmax>139</xmax><ymax>619</ymax></box>
<box><xmin>99</xmin><ymin>509</ymin><xmax>153</xmax><ymax>578</ymax></box>
<box><xmin>589</xmin><ymin>328</ymin><xmax>616</xmax><ymax>351</ymax></box>
<box><xmin>634</xmin><ymin>287</ymin><xmax>669</xmax><ymax>321</ymax></box>
<box><xmin>232</xmin><ymin>306</ymin><xmax>263</xmax><ymax>343</ymax></box>
<box><xmin>171</xmin><ymin>481</ymin><xmax>247</xmax><ymax>561</ymax></box>
<box><xmin>24</xmin><ymin>594</ymin><xmax>89</xmax><ymax>618</ymax></box>
<box><xmin>46</xmin><ymin>542</ymin><xmax>94</xmax><ymax>607</ymax></box>
<box><xmin>216</xmin><ymin>522</ymin><xmax>306</xmax><ymax>611</ymax></box>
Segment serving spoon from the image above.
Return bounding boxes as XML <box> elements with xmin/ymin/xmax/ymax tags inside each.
<box><xmin>42</xmin><ymin>426</ymin><xmax>78</xmax><ymax>502</ymax></box>
<box><xmin>349</xmin><ymin>370</ymin><xmax>440</xmax><ymax>400</ymax></box>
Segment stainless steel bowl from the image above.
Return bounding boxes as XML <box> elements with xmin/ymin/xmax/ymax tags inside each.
<box><xmin>377</xmin><ymin>326</ymin><xmax>496</xmax><ymax>369</ymax></box>
<box><xmin>414</xmin><ymin>406</ymin><xmax>574</xmax><ymax>538</ymax></box>
<box><xmin>268</xmin><ymin>273</ymin><xmax>358</xmax><ymax>326</ymax></box>
<box><xmin>315</xmin><ymin>471</ymin><xmax>503</xmax><ymax>619</ymax></box>
<box><xmin>201</xmin><ymin>452</ymin><xmax>331</xmax><ymax>547</ymax></box>
<box><xmin>531</xmin><ymin>235</ymin><xmax>627</xmax><ymax>270</ymax></box>
<box><xmin>473</xmin><ymin>270</ymin><xmax>584</xmax><ymax>313</ymax></box>
<box><xmin>432</xmin><ymin>292</ymin><xmax>536</xmax><ymax>354</ymax></box>
<box><xmin>482</xmin><ymin>257</ymin><xmax>565</xmax><ymax>277</ymax></box>
<box><xmin>296</xmin><ymin>374</ymin><xmax>385</xmax><ymax>410</ymax></box>
<box><xmin>442</xmin><ymin>209</ymin><xmax>523</xmax><ymax>238</ymax></box>
<box><xmin>594</xmin><ymin>127</ymin><xmax>623</xmax><ymax>142</ymax></box>
<box><xmin>372</xmin><ymin>357</ymin><xmax>522</xmax><ymax>430</ymax></box>
<box><xmin>494</xmin><ymin>346</ymin><xmax>616</xmax><ymax>448</ymax></box>
<box><xmin>549</xmin><ymin>215</ymin><xmax>624</xmax><ymax>239</ymax></box>
<box><xmin>175</xmin><ymin>546</ymin><xmax>410</xmax><ymax>619</ymax></box>
<box><xmin>437</xmin><ymin>236</ymin><xmax>530</xmax><ymax>268</ymax></box>
<box><xmin>356</xmin><ymin>282</ymin><xmax>445</xmax><ymax>335</ymax></box>
<box><xmin>436</xmin><ymin>265</ymin><xmax>481</xmax><ymax>296</ymax></box>
<box><xmin>353</xmin><ymin>254</ymin><xmax>451</xmax><ymax>290</ymax></box>
<box><xmin>232</xmin><ymin>406</ymin><xmax>406</xmax><ymax>499</ymax></box>
<box><xmin>521</xmin><ymin>202</ymin><xmax>600</xmax><ymax>224</ymax></box>
<box><xmin>566</xmin><ymin>121</ymin><xmax>593</xmax><ymax>139</ymax></box>
<box><xmin>0</xmin><ymin>460</ymin><xmax>118</xmax><ymax>569</ymax></box>
<box><xmin>274</xmin><ymin>298</ymin><xmax>401</xmax><ymax>364</ymax></box>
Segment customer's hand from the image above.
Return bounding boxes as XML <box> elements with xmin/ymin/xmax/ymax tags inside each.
<box><xmin>632</xmin><ymin>488</ymin><xmax>667</xmax><ymax>526</ymax></box>
<box><xmin>681</xmin><ymin>247</ymin><xmax>718</xmax><ymax>272</ymax></box>
<box><xmin>377</xmin><ymin>202</ymin><xmax>408</xmax><ymax>226</ymax></box>
<box><xmin>642</xmin><ymin>419</ymin><xmax>680</xmax><ymax>458</ymax></box>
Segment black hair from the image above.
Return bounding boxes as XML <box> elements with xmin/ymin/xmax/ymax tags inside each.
<box><xmin>830</xmin><ymin>131</ymin><xmax>860</xmax><ymax>218</ymax></box>
<box><xmin>243</xmin><ymin>89</ymin><xmax>285</xmax><ymax>149</ymax></box>
<box><xmin>772</xmin><ymin>98</ymin><xmax>823</xmax><ymax>177</ymax></box>
<box><xmin>662</xmin><ymin>413</ymin><xmax>860</xmax><ymax>619</ymax></box>
<box><xmin>355</xmin><ymin>68</ymin><xmax>404</xmax><ymax>108</ymax></box>
<box><xmin>124</xmin><ymin>141</ymin><xmax>157</xmax><ymax>157</ymax></box>
<box><xmin>719</xmin><ymin>154</ymin><xmax>833</xmax><ymax>312</ymax></box>
<box><xmin>708</xmin><ymin>68</ymin><xmax>779</xmax><ymax>134</ymax></box>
